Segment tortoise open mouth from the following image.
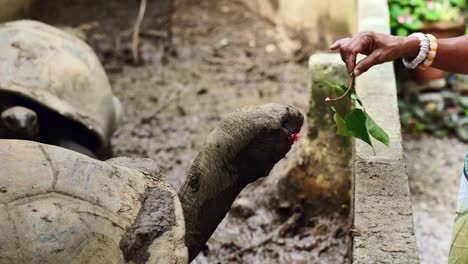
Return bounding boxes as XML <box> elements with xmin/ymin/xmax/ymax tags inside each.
<box><xmin>280</xmin><ymin>106</ymin><xmax>303</xmax><ymax>144</ymax></box>
<box><xmin>288</xmin><ymin>132</ymin><xmax>299</xmax><ymax>144</ymax></box>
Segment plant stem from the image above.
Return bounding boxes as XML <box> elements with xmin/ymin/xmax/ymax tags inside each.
<box><xmin>325</xmin><ymin>74</ymin><xmax>355</xmax><ymax>102</ymax></box>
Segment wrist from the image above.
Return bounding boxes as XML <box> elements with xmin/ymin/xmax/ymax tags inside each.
<box><xmin>399</xmin><ymin>36</ymin><xmax>420</xmax><ymax>60</ymax></box>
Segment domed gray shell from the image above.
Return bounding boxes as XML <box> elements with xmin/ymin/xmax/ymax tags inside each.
<box><xmin>0</xmin><ymin>140</ymin><xmax>187</xmax><ymax>264</ymax></box>
<box><xmin>0</xmin><ymin>20</ymin><xmax>121</xmax><ymax>155</ymax></box>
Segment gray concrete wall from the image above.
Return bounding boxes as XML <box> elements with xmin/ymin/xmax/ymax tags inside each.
<box><xmin>309</xmin><ymin>0</ymin><xmax>419</xmax><ymax>262</ymax></box>
<box><xmin>352</xmin><ymin>0</ymin><xmax>419</xmax><ymax>262</ymax></box>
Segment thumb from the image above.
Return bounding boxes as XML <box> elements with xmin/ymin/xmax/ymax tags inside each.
<box><xmin>354</xmin><ymin>52</ymin><xmax>380</xmax><ymax>76</ymax></box>
<box><xmin>330</xmin><ymin>38</ymin><xmax>350</xmax><ymax>50</ymax></box>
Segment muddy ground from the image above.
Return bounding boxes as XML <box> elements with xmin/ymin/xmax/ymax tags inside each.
<box><xmin>34</xmin><ymin>0</ymin><xmax>350</xmax><ymax>263</ymax></box>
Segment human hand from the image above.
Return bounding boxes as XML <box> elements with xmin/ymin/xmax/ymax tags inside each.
<box><xmin>330</xmin><ymin>31</ymin><xmax>419</xmax><ymax>76</ymax></box>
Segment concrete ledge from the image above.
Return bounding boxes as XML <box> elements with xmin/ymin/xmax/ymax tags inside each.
<box><xmin>352</xmin><ymin>0</ymin><xmax>418</xmax><ymax>262</ymax></box>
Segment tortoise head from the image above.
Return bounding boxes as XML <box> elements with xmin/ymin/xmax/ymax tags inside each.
<box><xmin>1</xmin><ymin>106</ymin><xmax>39</xmax><ymax>140</ymax></box>
<box><xmin>178</xmin><ymin>103</ymin><xmax>304</xmax><ymax>260</ymax></box>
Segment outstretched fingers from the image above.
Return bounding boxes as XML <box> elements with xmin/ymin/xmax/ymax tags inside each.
<box><xmin>330</xmin><ymin>37</ymin><xmax>370</xmax><ymax>74</ymax></box>
<box><xmin>330</xmin><ymin>32</ymin><xmax>379</xmax><ymax>75</ymax></box>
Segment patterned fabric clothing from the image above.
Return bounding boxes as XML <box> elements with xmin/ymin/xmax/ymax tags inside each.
<box><xmin>448</xmin><ymin>152</ymin><xmax>468</xmax><ymax>263</ymax></box>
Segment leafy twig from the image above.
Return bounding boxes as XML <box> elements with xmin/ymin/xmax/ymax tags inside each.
<box><xmin>323</xmin><ymin>75</ymin><xmax>390</xmax><ymax>150</ymax></box>
<box><xmin>325</xmin><ymin>74</ymin><xmax>355</xmax><ymax>102</ymax></box>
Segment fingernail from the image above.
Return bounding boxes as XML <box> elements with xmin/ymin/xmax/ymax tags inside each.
<box><xmin>354</xmin><ymin>69</ymin><xmax>360</xmax><ymax>77</ymax></box>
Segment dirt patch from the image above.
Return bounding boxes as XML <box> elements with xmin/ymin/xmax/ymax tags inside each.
<box><xmin>32</xmin><ymin>0</ymin><xmax>350</xmax><ymax>262</ymax></box>
<box><xmin>120</xmin><ymin>187</ymin><xmax>176</xmax><ymax>264</ymax></box>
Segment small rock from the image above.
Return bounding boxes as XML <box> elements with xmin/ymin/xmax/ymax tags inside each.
<box><xmin>220</xmin><ymin>6</ymin><xmax>230</xmax><ymax>13</ymax></box>
<box><xmin>148</xmin><ymin>95</ymin><xmax>158</xmax><ymax>103</ymax></box>
<box><xmin>314</xmin><ymin>223</ymin><xmax>329</xmax><ymax>236</ymax></box>
<box><xmin>265</xmin><ymin>44</ymin><xmax>276</xmax><ymax>53</ymax></box>
<box><xmin>230</xmin><ymin>197</ymin><xmax>255</xmax><ymax>218</ymax></box>
<box><xmin>0</xmin><ymin>186</ymin><xmax>7</xmax><ymax>193</ymax></box>
<box><xmin>216</xmin><ymin>38</ymin><xmax>229</xmax><ymax>49</ymax></box>
<box><xmin>40</xmin><ymin>216</ymin><xmax>53</xmax><ymax>223</ymax></box>
<box><xmin>177</xmin><ymin>106</ymin><xmax>186</xmax><ymax>116</ymax></box>
<box><xmin>424</xmin><ymin>102</ymin><xmax>437</xmax><ymax>112</ymax></box>
<box><xmin>197</xmin><ymin>88</ymin><xmax>208</xmax><ymax>96</ymax></box>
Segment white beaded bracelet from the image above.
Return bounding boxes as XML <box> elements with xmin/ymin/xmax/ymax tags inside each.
<box><xmin>403</xmin><ymin>32</ymin><xmax>430</xmax><ymax>69</ymax></box>
<box><xmin>418</xmin><ymin>34</ymin><xmax>438</xmax><ymax>70</ymax></box>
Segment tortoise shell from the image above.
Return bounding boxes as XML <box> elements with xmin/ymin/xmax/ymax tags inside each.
<box><xmin>0</xmin><ymin>20</ymin><xmax>121</xmax><ymax>157</ymax></box>
<box><xmin>0</xmin><ymin>140</ymin><xmax>187</xmax><ymax>264</ymax></box>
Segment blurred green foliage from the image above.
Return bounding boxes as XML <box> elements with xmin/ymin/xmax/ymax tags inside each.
<box><xmin>399</xmin><ymin>89</ymin><xmax>468</xmax><ymax>141</ymax></box>
<box><xmin>389</xmin><ymin>0</ymin><xmax>466</xmax><ymax>35</ymax></box>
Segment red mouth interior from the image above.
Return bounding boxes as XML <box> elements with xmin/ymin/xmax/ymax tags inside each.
<box><xmin>288</xmin><ymin>133</ymin><xmax>299</xmax><ymax>144</ymax></box>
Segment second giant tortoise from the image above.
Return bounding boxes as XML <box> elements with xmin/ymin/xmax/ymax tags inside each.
<box><xmin>0</xmin><ymin>104</ymin><xmax>303</xmax><ymax>263</ymax></box>
<box><xmin>0</xmin><ymin>20</ymin><xmax>121</xmax><ymax>159</ymax></box>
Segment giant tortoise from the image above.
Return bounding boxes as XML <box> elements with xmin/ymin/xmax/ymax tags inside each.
<box><xmin>0</xmin><ymin>103</ymin><xmax>303</xmax><ymax>263</ymax></box>
<box><xmin>0</xmin><ymin>20</ymin><xmax>121</xmax><ymax>159</ymax></box>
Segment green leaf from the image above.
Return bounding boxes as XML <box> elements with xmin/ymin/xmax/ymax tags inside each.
<box><xmin>400</xmin><ymin>6</ymin><xmax>411</xmax><ymax>14</ymax></box>
<box><xmin>413</xmin><ymin>6</ymin><xmax>424</xmax><ymax>16</ymax></box>
<box><xmin>413</xmin><ymin>122</ymin><xmax>426</xmax><ymax>133</ymax></box>
<box><xmin>423</xmin><ymin>10</ymin><xmax>441</xmax><ymax>22</ymax></box>
<box><xmin>396</xmin><ymin>27</ymin><xmax>409</xmax><ymax>36</ymax></box>
<box><xmin>332</xmin><ymin>106</ymin><xmax>350</xmax><ymax>136</ymax></box>
<box><xmin>351</xmin><ymin>93</ymin><xmax>364</xmax><ymax>107</ymax></box>
<box><xmin>345</xmin><ymin>109</ymin><xmax>373</xmax><ymax>146</ymax></box>
<box><xmin>459</xmin><ymin>96</ymin><xmax>468</xmax><ymax>108</ymax></box>
<box><xmin>455</xmin><ymin>126</ymin><xmax>468</xmax><ymax>141</ymax></box>
<box><xmin>389</xmin><ymin>4</ymin><xmax>403</xmax><ymax>19</ymax></box>
<box><xmin>324</xmin><ymin>81</ymin><xmax>347</xmax><ymax>96</ymax></box>
<box><xmin>450</xmin><ymin>0</ymin><xmax>465</xmax><ymax>7</ymax></box>
<box><xmin>365</xmin><ymin>113</ymin><xmax>390</xmax><ymax>146</ymax></box>
<box><xmin>338</xmin><ymin>84</ymin><xmax>348</xmax><ymax>93</ymax></box>
<box><xmin>325</xmin><ymin>78</ymin><xmax>390</xmax><ymax>150</ymax></box>
<box><xmin>400</xmin><ymin>111</ymin><xmax>412</xmax><ymax>126</ymax></box>
<box><xmin>412</xmin><ymin>0</ymin><xmax>426</xmax><ymax>6</ymax></box>
<box><xmin>341</xmin><ymin>108</ymin><xmax>390</xmax><ymax>148</ymax></box>
<box><xmin>412</xmin><ymin>104</ymin><xmax>426</xmax><ymax>120</ymax></box>
<box><xmin>406</xmin><ymin>18</ymin><xmax>423</xmax><ymax>30</ymax></box>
